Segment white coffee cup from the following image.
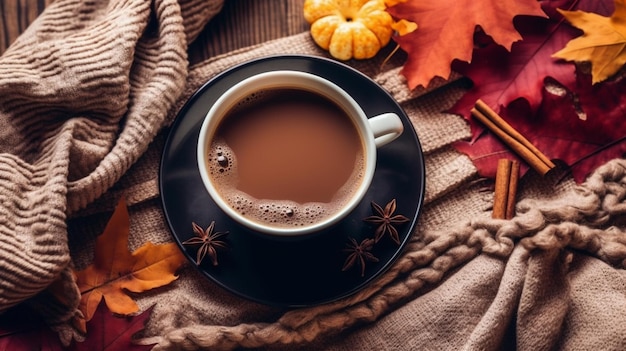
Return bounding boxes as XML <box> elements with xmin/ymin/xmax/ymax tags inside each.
<box><xmin>197</xmin><ymin>70</ymin><xmax>403</xmax><ymax>237</ymax></box>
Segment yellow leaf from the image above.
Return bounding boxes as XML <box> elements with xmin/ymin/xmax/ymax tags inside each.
<box><xmin>74</xmin><ymin>197</ymin><xmax>186</xmax><ymax>321</ymax></box>
<box><xmin>391</xmin><ymin>19</ymin><xmax>417</xmax><ymax>36</ymax></box>
<box><xmin>384</xmin><ymin>0</ymin><xmax>407</xmax><ymax>7</ymax></box>
<box><xmin>553</xmin><ymin>0</ymin><xmax>626</xmax><ymax>84</ymax></box>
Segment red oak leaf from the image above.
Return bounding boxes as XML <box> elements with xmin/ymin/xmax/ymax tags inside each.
<box><xmin>453</xmin><ymin>134</ymin><xmax>528</xmax><ymax>180</ymax></box>
<box><xmin>454</xmin><ymin>71</ymin><xmax>626</xmax><ymax>182</ymax></box>
<box><xmin>449</xmin><ymin>0</ymin><xmax>587</xmax><ymax>126</ymax></box>
<box><xmin>543</xmin><ymin>72</ymin><xmax>626</xmax><ymax>182</ymax></box>
<box><xmin>0</xmin><ymin>304</ymin><xmax>64</xmax><ymax>351</ymax></box>
<box><xmin>387</xmin><ymin>0</ymin><xmax>546</xmax><ymax>89</ymax></box>
<box><xmin>448</xmin><ymin>0</ymin><xmax>620</xmax><ymax>182</ymax></box>
<box><xmin>68</xmin><ymin>300</ymin><xmax>155</xmax><ymax>351</ymax></box>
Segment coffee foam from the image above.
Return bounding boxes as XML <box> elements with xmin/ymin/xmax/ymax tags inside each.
<box><xmin>229</xmin><ymin>89</ymin><xmax>274</xmax><ymax>114</ymax></box>
<box><xmin>206</xmin><ymin>137</ymin><xmax>365</xmax><ymax>229</ymax></box>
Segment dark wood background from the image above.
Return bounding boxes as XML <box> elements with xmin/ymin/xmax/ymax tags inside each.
<box><xmin>0</xmin><ymin>0</ymin><xmax>310</xmax><ymax>62</ymax></box>
<box><xmin>0</xmin><ymin>0</ymin><xmax>52</xmax><ymax>53</ymax></box>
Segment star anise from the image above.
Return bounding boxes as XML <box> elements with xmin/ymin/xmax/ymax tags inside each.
<box><xmin>342</xmin><ymin>237</ymin><xmax>379</xmax><ymax>277</ymax></box>
<box><xmin>182</xmin><ymin>221</ymin><xmax>228</xmax><ymax>266</ymax></box>
<box><xmin>364</xmin><ymin>199</ymin><xmax>410</xmax><ymax>245</ymax></box>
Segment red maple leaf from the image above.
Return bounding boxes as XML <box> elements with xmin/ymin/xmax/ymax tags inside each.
<box><xmin>68</xmin><ymin>301</ymin><xmax>155</xmax><ymax>351</ymax></box>
<box><xmin>387</xmin><ymin>0</ymin><xmax>546</xmax><ymax>89</ymax></box>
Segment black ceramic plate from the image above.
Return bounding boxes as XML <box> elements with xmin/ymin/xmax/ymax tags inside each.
<box><xmin>159</xmin><ymin>55</ymin><xmax>425</xmax><ymax>307</ymax></box>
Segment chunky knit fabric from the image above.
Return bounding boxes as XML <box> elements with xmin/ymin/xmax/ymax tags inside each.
<box><xmin>1</xmin><ymin>1</ymin><xmax>625</xmax><ymax>350</ymax></box>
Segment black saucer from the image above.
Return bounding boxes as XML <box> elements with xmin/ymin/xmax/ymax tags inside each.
<box><xmin>159</xmin><ymin>55</ymin><xmax>425</xmax><ymax>307</ymax></box>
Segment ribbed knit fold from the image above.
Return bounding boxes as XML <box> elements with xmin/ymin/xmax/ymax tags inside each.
<box><xmin>0</xmin><ymin>0</ymin><xmax>224</xmax><ymax>341</ymax></box>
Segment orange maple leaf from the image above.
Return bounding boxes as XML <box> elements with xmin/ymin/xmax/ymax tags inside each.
<box><xmin>387</xmin><ymin>0</ymin><xmax>546</xmax><ymax>88</ymax></box>
<box><xmin>74</xmin><ymin>198</ymin><xmax>186</xmax><ymax>321</ymax></box>
<box><xmin>553</xmin><ymin>0</ymin><xmax>626</xmax><ymax>84</ymax></box>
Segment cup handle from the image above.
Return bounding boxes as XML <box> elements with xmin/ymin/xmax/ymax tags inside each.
<box><xmin>368</xmin><ymin>113</ymin><xmax>404</xmax><ymax>147</ymax></box>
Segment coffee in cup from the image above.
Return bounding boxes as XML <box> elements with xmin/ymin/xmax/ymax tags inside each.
<box><xmin>197</xmin><ymin>71</ymin><xmax>403</xmax><ymax>237</ymax></box>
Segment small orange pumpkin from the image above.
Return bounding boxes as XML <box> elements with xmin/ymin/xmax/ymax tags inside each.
<box><xmin>304</xmin><ymin>0</ymin><xmax>394</xmax><ymax>60</ymax></box>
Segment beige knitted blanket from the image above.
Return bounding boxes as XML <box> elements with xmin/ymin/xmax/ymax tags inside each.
<box><xmin>1</xmin><ymin>1</ymin><xmax>626</xmax><ymax>350</ymax></box>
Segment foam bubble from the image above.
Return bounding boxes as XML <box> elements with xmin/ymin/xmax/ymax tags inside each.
<box><xmin>222</xmin><ymin>192</ymin><xmax>333</xmax><ymax>228</ymax></box>
<box><xmin>206</xmin><ymin>139</ymin><xmax>237</xmax><ymax>186</ymax></box>
<box><xmin>228</xmin><ymin>89</ymin><xmax>275</xmax><ymax>115</ymax></box>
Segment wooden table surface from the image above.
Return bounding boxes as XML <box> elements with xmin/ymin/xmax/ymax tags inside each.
<box><xmin>0</xmin><ymin>0</ymin><xmax>310</xmax><ymax>61</ymax></box>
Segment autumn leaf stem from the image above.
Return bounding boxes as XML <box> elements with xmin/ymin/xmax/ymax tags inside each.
<box><xmin>380</xmin><ymin>43</ymin><xmax>401</xmax><ymax>71</ymax></box>
<box><xmin>569</xmin><ymin>135</ymin><xmax>626</xmax><ymax>169</ymax></box>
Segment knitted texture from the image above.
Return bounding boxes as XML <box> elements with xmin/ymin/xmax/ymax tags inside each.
<box><xmin>1</xmin><ymin>2</ymin><xmax>625</xmax><ymax>350</ymax></box>
<box><xmin>0</xmin><ymin>0</ymin><xmax>223</xmax><ymax>341</ymax></box>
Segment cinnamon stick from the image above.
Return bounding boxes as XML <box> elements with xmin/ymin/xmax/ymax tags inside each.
<box><xmin>505</xmin><ymin>160</ymin><xmax>519</xmax><ymax>220</ymax></box>
<box><xmin>493</xmin><ymin>159</ymin><xmax>511</xmax><ymax>219</ymax></box>
<box><xmin>472</xmin><ymin>99</ymin><xmax>555</xmax><ymax>176</ymax></box>
<box><xmin>492</xmin><ymin>158</ymin><xmax>519</xmax><ymax>220</ymax></box>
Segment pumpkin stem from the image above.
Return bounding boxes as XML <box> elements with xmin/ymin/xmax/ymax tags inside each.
<box><xmin>339</xmin><ymin>5</ymin><xmax>357</xmax><ymax>23</ymax></box>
